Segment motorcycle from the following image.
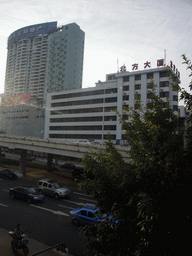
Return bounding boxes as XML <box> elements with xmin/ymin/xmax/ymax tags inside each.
<box><xmin>9</xmin><ymin>231</ymin><xmax>29</xmax><ymax>255</ymax></box>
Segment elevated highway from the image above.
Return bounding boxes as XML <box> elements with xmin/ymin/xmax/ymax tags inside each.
<box><xmin>0</xmin><ymin>135</ymin><xmax>130</xmax><ymax>173</ymax></box>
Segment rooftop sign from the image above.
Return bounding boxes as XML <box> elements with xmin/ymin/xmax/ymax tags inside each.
<box><xmin>120</xmin><ymin>59</ymin><xmax>180</xmax><ymax>78</ymax></box>
<box><xmin>8</xmin><ymin>22</ymin><xmax>57</xmax><ymax>45</ymax></box>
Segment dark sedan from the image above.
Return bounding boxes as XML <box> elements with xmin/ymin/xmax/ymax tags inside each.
<box><xmin>10</xmin><ymin>187</ymin><xmax>45</xmax><ymax>203</ymax></box>
<box><xmin>58</xmin><ymin>163</ymin><xmax>76</xmax><ymax>172</ymax></box>
<box><xmin>72</xmin><ymin>167</ymin><xmax>93</xmax><ymax>179</ymax></box>
<box><xmin>26</xmin><ymin>155</ymin><xmax>36</xmax><ymax>161</ymax></box>
<box><xmin>71</xmin><ymin>167</ymin><xmax>84</xmax><ymax>178</ymax></box>
<box><xmin>0</xmin><ymin>168</ymin><xmax>18</xmax><ymax>180</ymax></box>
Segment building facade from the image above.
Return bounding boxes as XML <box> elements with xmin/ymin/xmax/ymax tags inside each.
<box><xmin>4</xmin><ymin>22</ymin><xmax>85</xmax><ymax>106</ymax></box>
<box><xmin>0</xmin><ymin>105</ymin><xmax>45</xmax><ymax>138</ymax></box>
<box><xmin>44</xmin><ymin>67</ymin><xmax>180</xmax><ymax>144</ymax></box>
<box><xmin>46</xmin><ymin>23</ymin><xmax>85</xmax><ymax>96</ymax></box>
<box><xmin>2</xmin><ymin>22</ymin><xmax>84</xmax><ymax>138</ymax></box>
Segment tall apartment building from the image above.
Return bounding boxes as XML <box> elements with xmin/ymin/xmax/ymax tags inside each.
<box><xmin>46</xmin><ymin>23</ymin><xmax>84</xmax><ymax>95</ymax></box>
<box><xmin>4</xmin><ymin>22</ymin><xmax>85</xmax><ymax>106</ymax></box>
<box><xmin>44</xmin><ymin>67</ymin><xmax>180</xmax><ymax>144</ymax></box>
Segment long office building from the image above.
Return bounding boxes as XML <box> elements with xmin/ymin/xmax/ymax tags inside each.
<box><xmin>4</xmin><ymin>22</ymin><xmax>85</xmax><ymax>106</ymax></box>
<box><xmin>44</xmin><ymin>66</ymin><xmax>180</xmax><ymax>144</ymax></box>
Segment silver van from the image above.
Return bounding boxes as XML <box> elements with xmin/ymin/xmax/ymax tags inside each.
<box><xmin>37</xmin><ymin>179</ymin><xmax>70</xmax><ymax>199</ymax></box>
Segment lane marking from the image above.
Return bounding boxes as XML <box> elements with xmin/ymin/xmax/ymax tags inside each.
<box><xmin>66</xmin><ymin>200</ymin><xmax>86</xmax><ymax>206</ymax></box>
<box><xmin>58</xmin><ymin>204</ymin><xmax>74</xmax><ymax>210</ymax></box>
<box><xmin>79</xmin><ymin>197</ymin><xmax>97</xmax><ymax>203</ymax></box>
<box><xmin>31</xmin><ymin>205</ymin><xmax>70</xmax><ymax>217</ymax></box>
<box><xmin>3</xmin><ymin>189</ymin><xmax>9</xmax><ymax>192</ymax></box>
<box><xmin>0</xmin><ymin>203</ymin><xmax>9</xmax><ymax>207</ymax></box>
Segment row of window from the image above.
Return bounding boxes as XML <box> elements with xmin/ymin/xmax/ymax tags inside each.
<box><xmin>146</xmin><ymin>93</ymin><xmax>177</xmax><ymax>101</ymax></box>
<box><xmin>2</xmin><ymin>109</ymin><xmax>30</xmax><ymax>114</ymax></box>
<box><xmin>51</xmin><ymin>88</ymin><xmax>118</xmax><ymax>100</ymax></box>
<box><xmin>51</xmin><ymin>97</ymin><xmax>117</xmax><ymax>107</ymax></box>
<box><xmin>123</xmin><ymin>71</ymin><xmax>169</xmax><ymax>82</ymax></box>
<box><xmin>123</xmin><ymin>81</ymin><xmax>170</xmax><ymax>91</ymax></box>
<box><xmin>50</xmin><ymin>115</ymin><xmax>117</xmax><ymax>123</ymax></box>
<box><xmin>49</xmin><ymin>134</ymin><xmax>116</xmax><ymax>140</ymax></box>
<box><xmin>49</xmin><ymin>125</ymin><xmax>116</xmax><ymax>131</ymax></box>
<box><xmin>50</xmin><ymin>106</ymin><xmax>117</xmax><ymax>115</ymax></box>
<box><xmin>6</xmin><ymin>116</ymin><xmax>29</xmax><ymax>120</ymax></box>
<box><xmin>134</xmin><ymin>103</ymin><xmax>178</xmax><ymax>111</ymax></box>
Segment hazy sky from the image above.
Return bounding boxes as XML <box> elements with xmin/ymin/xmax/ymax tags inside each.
<box><xmin>0</xmin><ymin>0</ymin><xmax>192</xmax><ymax>103</ymax></box>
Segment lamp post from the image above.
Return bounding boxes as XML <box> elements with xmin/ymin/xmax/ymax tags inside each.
<box><xmin>101</xmin><ymin>87</ymin><xmax>105</xmax><ymax>148</ymax></box>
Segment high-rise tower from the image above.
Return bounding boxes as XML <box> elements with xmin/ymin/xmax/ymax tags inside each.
<box><xmin>46</xmin><ymin>23</ymin><xmax>85</xmax><ymax>94</ymax></box>
<box><xmin>4</xmin><ymin>22</ymin><xmax>85</xmax><ymax>106</ymax></box>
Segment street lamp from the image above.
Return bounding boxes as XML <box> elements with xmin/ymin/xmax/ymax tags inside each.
<box><xmin>102</xmin><ymin>87</ymin><xmax>105</xmax><ymax>148</ymax></box>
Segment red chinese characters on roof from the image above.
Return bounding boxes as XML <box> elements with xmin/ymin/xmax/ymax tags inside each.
<box><xmin>132</xmin><ymin>63</ymin><xmax>138</xmax><ymax>70</ymax></box>
<box><xmin>144</xmin><ymin>61</ymin><xmax>151</xmax><ymax>68</ymax></box>
<box><xmin>120</xmin><ymin>65</ymin><xmax>126</xmax><ymax>72</ymax></box>
<box><xmin>122</xmin><ymin>59</ymin><xmax>180</xmax><ymax>78</ymax></box>
<box><xmin>157</xmin><ymin>59</ymin><xmax>164</xmax><ymax>67</ymax></box>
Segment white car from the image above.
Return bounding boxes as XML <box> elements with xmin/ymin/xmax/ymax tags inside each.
<box><xmin>37</xmin><ymin>179</ymin><xmax>70</xmax><ymax>199</ymax></box>
<box><xmin>73</xmin><ymin>139</ymin><xmax>92</xmax><ymax>146</ymax></box>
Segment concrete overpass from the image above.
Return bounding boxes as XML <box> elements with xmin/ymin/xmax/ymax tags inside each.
<box><xmin>0</xmin><ymin>135</ymin><xmax>130</xmax><ymax>174</ymax></box>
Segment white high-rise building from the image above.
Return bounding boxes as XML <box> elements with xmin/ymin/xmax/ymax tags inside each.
<box><xmin>44</xmin><ymin>66</ymin><xmax>180</xmax><ymax>144</ymax></box>
<box><xmin>4</xmin><ymin>22</ymin><xmax>85</xmax><ymax>106</ymax></box>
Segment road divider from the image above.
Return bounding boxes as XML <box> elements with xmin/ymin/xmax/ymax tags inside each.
<box><xmin>58</xmin><ymin>204</ymin><xmax>74</xmax><ymax>210</ymax></box>
<box><xmin>0</xmin><ymin>203</ymin><xmax>9</xmax><ymax>207</ymax></box>
<box><xmin>66</xmin><ymin>200</ymin><xmax>86</xmax><ymax>206</ymax></box>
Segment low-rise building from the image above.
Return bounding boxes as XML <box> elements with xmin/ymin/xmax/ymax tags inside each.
<box><xmin>0</xmin><ymin>104</ymin><xmax>45</xmax><ymax>138</ymax></box>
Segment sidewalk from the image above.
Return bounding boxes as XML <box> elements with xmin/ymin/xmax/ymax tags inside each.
<box><xmin>0</xmin><ymin>227</ymin><xmax>72</xmax><ymax>256</ymax></box>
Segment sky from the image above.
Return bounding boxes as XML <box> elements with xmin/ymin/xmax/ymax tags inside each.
<box><xmin>0</xmin><ymin>0</ymin><xmax>192</xmax><ymax>105</ymax></box>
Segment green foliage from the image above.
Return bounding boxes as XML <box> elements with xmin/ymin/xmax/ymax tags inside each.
<box><xmin>175</xmin><ymin>55</ymin><xmax>192</xmax><ymax>164</ymax></box>
<box><xmin>169</xmin><ymin>54</ymin><xmax>192</xmax><ymax>111</ymax></box>
<box><xmin>122</xmin><ymin>83</ymin><xmax>180</xmax><ymax>169</ymax></box>
<box><xmin>79</xmin><ymin>60</ymin><xmax>192</xmax><ymax>255</ymax></box>
<box><xmin>80</xmin><ymin>142</ymin><xmax>141</xmax><ymax>255</ymax></box>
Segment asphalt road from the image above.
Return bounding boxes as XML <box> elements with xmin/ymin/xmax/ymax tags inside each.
<box><xmin>0</xmin><ymin>171</ymin><xmax>96</xmax><ymax>255</ymax></box>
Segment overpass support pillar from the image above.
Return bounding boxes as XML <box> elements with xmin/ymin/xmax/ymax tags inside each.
<box><xmin>20</xmin><ymin>149</ymin><xmax>27</xmax><ymax>175</ymax></box>
<box><xmin>47</xmin><ymin>153</ymin><xmax>53</xmax><ymax>172</ymax></box>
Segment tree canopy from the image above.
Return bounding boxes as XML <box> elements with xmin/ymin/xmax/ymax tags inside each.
<box><xmin>79</xmin><ymin>55</ymin><xmax>192</xmax><ymax>256</ymax></box>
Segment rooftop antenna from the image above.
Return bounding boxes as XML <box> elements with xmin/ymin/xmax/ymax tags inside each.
<box><xmin>164</xmin><ymin>49</ymin><xmax>166</xmax><ymax>66</ymax></box>
<box><xmin>117</xmin><ymin>59</ymin><xmax>119</xmax><ymax>73</ymax></box>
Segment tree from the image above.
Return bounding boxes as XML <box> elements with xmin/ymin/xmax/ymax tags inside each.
<box><xmin>178</xmin><ymin>55</ymin><xmax>192</xmax><ymax>159</ymax></box>
<box><xmin>167</xmin><ymin>54</ymin><xmax>192</xmax><ymax>168</ymax></box>
<box><xmin>79</xmin><ymin>61</ymin><xmax>192</xmax><ymax>256</ymax></box>
<box><xmin>180</xmin><ymin>54</ymin><xmax>192</xmax><ymax>110</ymax></box>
